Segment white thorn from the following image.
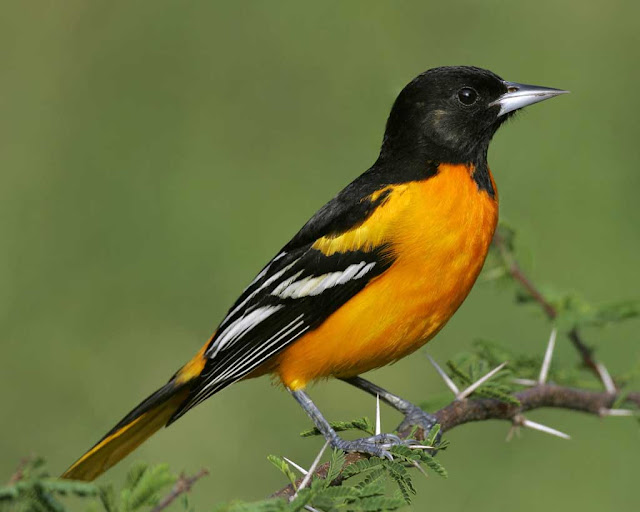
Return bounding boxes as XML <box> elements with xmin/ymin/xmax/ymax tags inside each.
<box><xmin>282</xmin><ymin>456</ymin><xmax>308</xmax><ymax>476</ymax></box>
<box><xmin>291</xmin><ymin>441</ymin><xmax>329</xmax><ymax>501</ymax></box>
<box><xmin>538</xmin><ymin>327</ymin><xmax>557</xmax><ymax>384</ymax></box>
<box><xmin>426</xmin><ymin>354</ymin><xmax>460</xmax><ymax>396</ymax></box>
<box><xmin>511</xmin><ymin>378</ymin><xmax>538</xmax><ymax>387</ymax></box>
<box><xmin>411</xmin><ymin>460</ymin><xmax>429</xmax><ymax>478</ymax></box>
<box><xmin>520</xmin><ymin>418</ymin><xmax>571</xmax><ymax>440</ymax></box>
<box><xmin>304</xmin><ymin>506</ymin><xmax>322</xmax><ymax>512</ymax></box>
<box><xmin>375</xmin><ymin>394</ymin><xmax>381</xmax><ymax>436</ymax></box>
<box><xmin>599</xmin><ymin>408</ymin><xmax>636</xmax><ymax>417</ymax></box>
<box><xmin>595</xmin><ymin>362</ymin><xmax>617</xmax><ymax>394</ymax></box>
<box><xmin>457</xmin><ymin>362</ymin><xmax>508</xmax><ymax>400</ymax></box>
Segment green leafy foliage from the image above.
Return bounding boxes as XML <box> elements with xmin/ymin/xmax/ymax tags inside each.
<box><xmin>212</xmin><ymin>498</ymin><xmax>289</xmax><ymax>512</ymax></box>
<box><xmin>119</xmin><ymin>463</ymin><xmax>176</xmax><ymax>512</ymax></box>
<box><xmin>325</xmin><ymin>449</ymin><xmax>347</xmax><ymax>484</ymax></box>
<box><xmin>216</xmin><ymin>433</ymin><xmax>447</xmax><ymax>512</ymax></box>
<box><xmin>472</xmin><ymin>338</ymin><xmax>594</xmax><ymax>389</ymax></box>
<box><xmin>444</xmin><ymin>355</ymin><xmax>520</xmax><ymax>406</ymax></box>
<box><xmin>0</xmin><ymin>459</ymin><xmax>179</xmax><ymax>512</ymax></box>
<box><xmin>0</xmin><ymin>457</ymin><xmax>99</xmax><ymax>512</ymax></box>
<box><xmin>519</xmin><ymin>288</ymin><xmax>640</xmax><ymax>331</ymax></box>
<box><xmin>214</xmin><ymin>451</ymin><xmax>410</xmax><ymax>511</ymax></box>
<box><xmin>0</xmin><ymin>444</ymin><xmax>445</xmax><ymax>512</ymax></box>
<box><xmin>486</xmin><ymin>223</ymin><xmax>640</xmax><ymax>334</ymax></box>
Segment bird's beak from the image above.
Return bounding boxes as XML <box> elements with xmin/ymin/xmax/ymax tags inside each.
<box><xmin>491</xmin><ymin>81</ymin><xmax>569</xmax><ymax>116</ymax></box>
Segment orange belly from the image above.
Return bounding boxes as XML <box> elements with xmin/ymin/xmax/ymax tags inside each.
<box><xmin>275</xmin><ymin>164</ymin><xmax>498</xmax><ymax>390</ymax></box>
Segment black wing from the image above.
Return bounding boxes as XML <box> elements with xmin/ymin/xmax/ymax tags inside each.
<box><xmin>169</xmin><ymin>172</ymin><xmax>397</xmax><ymax>421</ymax></box>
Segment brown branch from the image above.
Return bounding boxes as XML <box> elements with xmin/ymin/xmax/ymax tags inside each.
<box><xmin>492</xmin><ymin>231</ymin><xmax>607</xmax><ymax>387</ymax></box>
<box><xmin>150</xmin><ymin>468</ymin><xmax>209</xmax><ymax>512</ymax></box>
<box><xmin>272</xmin><ymin>386</ymin><xmax>639</xmax><ymax>499</ymax></box>
<box><xmin>433</xmin><ymin>385</ymin><xmax>638</xmax><ymax>432</ymax></box>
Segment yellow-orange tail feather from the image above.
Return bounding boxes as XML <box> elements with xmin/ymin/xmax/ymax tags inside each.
<box><xmin>61</xmin><ymin>340</ymin><xmax>211</xmax><ymax>481</ymax></box>
<box><xmin>61</xmin><ymin>385</ymin><xmax>191</xmax><ymax>481</ymax></box>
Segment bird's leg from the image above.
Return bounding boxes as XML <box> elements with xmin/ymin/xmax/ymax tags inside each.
<box><xmin>289</xmin><ymin>388</ymin><xmax>410</xmax><ymax>460</ymax></box>
<box><xmin>340</xmin><ymin>376</ymin><xmax>438</xmax><ymax>441</ymax></box>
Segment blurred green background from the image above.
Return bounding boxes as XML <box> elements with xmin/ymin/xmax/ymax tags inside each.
<box><xmin>1</xmin><ymin>1</ymin><xmax>638</xmax><ymax>510</ymax></box>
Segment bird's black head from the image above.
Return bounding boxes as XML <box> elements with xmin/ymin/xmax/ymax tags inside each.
<box><xmin>380</xmin><ymin>66</ymin><xmax>567</xmax><ymax>166</ymax></box>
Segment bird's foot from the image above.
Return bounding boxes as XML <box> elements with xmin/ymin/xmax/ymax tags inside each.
<box><xmin>397</xmin><ymin>405</ymin><xmax>440</xmax><ymax>445</ymax></box>
<box><xmin>330</xmin><ymin>433</ymin><xmax>420</xmax><ymax>460</ymax></box>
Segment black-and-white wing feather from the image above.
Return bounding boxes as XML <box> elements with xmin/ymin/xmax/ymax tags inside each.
<box><xmin>168</xmin><ymin>170</ymin><xmax>400</xmax><ymax>422</ymax></box>
<box><xmin>170</xmin><ymin>243</ymin><xmax>393</xmax><ymax>421</ymax></box>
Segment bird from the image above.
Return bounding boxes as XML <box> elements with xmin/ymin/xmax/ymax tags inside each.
<box><xmin>61</xmin><ymin>66</ymin><xmax>567</xmax><ymax>481</ymax></box>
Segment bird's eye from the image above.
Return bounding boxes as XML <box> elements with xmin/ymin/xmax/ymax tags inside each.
<box><xmin>457</xmin><ymin>87</ymin><xmax>478</xmax><ymax>106</ymax></box>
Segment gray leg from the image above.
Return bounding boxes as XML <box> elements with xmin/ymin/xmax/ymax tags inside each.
<box><xmin>340</xmin><ymin>376</ymin><xmax>438</xmax><ymax>437</ymax></box>
<box><xmin>289</xmin><ymin>388</ymin><xmax>413</xmax><ymax>460</ymax></box>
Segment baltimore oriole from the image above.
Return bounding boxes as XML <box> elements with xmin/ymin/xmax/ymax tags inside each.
<box><xmin>62</xmin><ymin>66</ymin><xmax>567</xmax><ymax>480</ymax></box>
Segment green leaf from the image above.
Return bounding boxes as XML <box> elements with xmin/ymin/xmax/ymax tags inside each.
<box><xmin>212</xmin><ymin>498</ymin><xmax>289</xmax><ymax>512</ymax></box>
<box><xmin>266</xmin><ymin>455</ymin><xmax>298</xmax><ymax>488</ymax></box>
<box><xmin>33</xmin><ymin>481</ymin><xmax>65</xmax><ymax>512</ymax></box>
<box><xmin>121</xmin><ymin>463</ymin><xmax>175</xmax><ymax>511</ymax></box>
<box><xmin>357</xmin><ymin>479</ymin><xmax>386</xmax><ymax>499</ymax></box>
<box><xmin>341</xmin><ymin>457</ymin><xmax>385</xmax><ymax>480</ymax></box>
<box><xmin>0</xmin><ymin>485</ymin><xmax>19</xmax><ymax>500</ymax></box>
<box><xmin>420</xmin><ymin>453</ymin><xmax>448</xmax><ymax>478</ymax></box>
<box><xmin>313</xmin><ymin>485</ymin><xmax>358</xmax><ymax>501</ymax></box>
<box><xmin>37</xmin><ymin>479</ymin><xmax>99</xmax><ymax>498</ymax></box>
<box><xmin>325</xmin><ymin>449</ymin><xmax>346</xmax><ymax>485</ymax></box>
<box><xmin>473</xmin><ymin>384</ymin><xmax>521</xmax><ymax>406</ymax></box>
<box><xmin>354</xmin><ymin>467</ymin><xmax>386</xmax><ymax>493</ymax></box>
<box><xmin>385</xmin><ymin>461</ymin><xmax>414</xmax><ymax>494</ymax></box>
<box><xmin>388</xmin><ymin>445</ymin><xmax>420</xmax><ymax>463</ymax></box>
<box><xmin>124</xmin><ymin>463</ymin><xmax>147</xmax><ymax>492</ymax></box>
<box><xmin>426</xmin><ymin>424</ymin><xmax>441</xmax><ymax>446</ymax></box>
<box><xmin>357</xmin><ymin>495</ymin><xmax>406</xmax><ymax>511</ymax></box>
<box><xmin>99</xmin><ymin>484</ymin><xmax>119</xmax><ymax>512</ymax></box>
<box><xmin>446</xmin><ymin>360</ymin><xmax>472</xmax><ymax>386</ymax></box>
<box><xmin>385</xmin><ymin>467</ymin><xmax>412</xmax><ymax>504</ymax></box>
<box><xmin>300</xmin><ymin>417</ymin><xmax>374</xmax><ymax>437</ymax></box>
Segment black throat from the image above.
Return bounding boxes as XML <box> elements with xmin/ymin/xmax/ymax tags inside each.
<box><xmin>377</xmin><ymin>143</ymin><xmax>495</xmax><ymax>198</ymax></box>
<box><xmin>469</xmin><ymin>150</ymin><xmax>495</xmax><ymax>198</ymax></box>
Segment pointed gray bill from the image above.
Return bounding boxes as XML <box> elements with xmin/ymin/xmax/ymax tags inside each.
<box><xmin>491</xmin><ymin>81</ymin><xmax>569</xmax><ymax>116</ymax></box>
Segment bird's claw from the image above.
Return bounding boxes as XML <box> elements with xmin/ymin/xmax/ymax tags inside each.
<box><xmin>330</xmin><ymin>432</ymin><xmax>433</xmax><ymax>460</ymax></box>
<box><xmin>331</xmin><ymin>433</ymin><xmax>408</xmax><ymax>460</ymax></box>
<box><xmin>397</xmin><ymin>405</ymin><xmax>441</xmax><ymax>445</ymax></box>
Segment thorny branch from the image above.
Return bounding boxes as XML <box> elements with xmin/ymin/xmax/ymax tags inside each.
<box><xmin>272</xmin><ymin>239</ymin><xmax>640</xmax><ymax>500</ymax></box>
<box><xmin>273</xmin><ymin>386</ymin><xmax>640</xmax><ymax>499</ymax></box>
<box><xmin>492</xmin><ymin>231</ymin><xmax>615</xmax><ymax>390</ymax></box>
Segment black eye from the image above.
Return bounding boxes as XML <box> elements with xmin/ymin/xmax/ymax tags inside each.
<box><xmin>457</xmin><ymin>87</ymin><xmax>478</xmax><ymax>106</ymax></box>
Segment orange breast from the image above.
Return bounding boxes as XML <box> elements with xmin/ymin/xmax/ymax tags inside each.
<box><xmin>275</xmin><ymin>164</ymin><xmax>498</xmax><ymax>390</ymax></box>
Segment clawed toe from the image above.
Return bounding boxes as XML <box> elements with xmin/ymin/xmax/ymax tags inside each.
<box><xmin>364</xmin><ymin>433</ymin><xmax>402</xmax><ymax>445</ymax></box>
<box><xmin>331</xmin><ymin>431</ymin><xmax>430</xmax><ymax>460</ymax></box>
<box><xmin>331</xmin><ymin>437</ymin><xmax>394</xmax><ymax>460</ymax></box>
<box><xmin>397</xmin><ymin>406</ymin><xmax>440</xmax><ymax>443</ymax></box>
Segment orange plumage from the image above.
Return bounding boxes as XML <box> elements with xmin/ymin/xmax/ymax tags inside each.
<box><xmin>275</xmin><ymin>163</ymin><xmax>498</xmax><ymax>389</ymax></box>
